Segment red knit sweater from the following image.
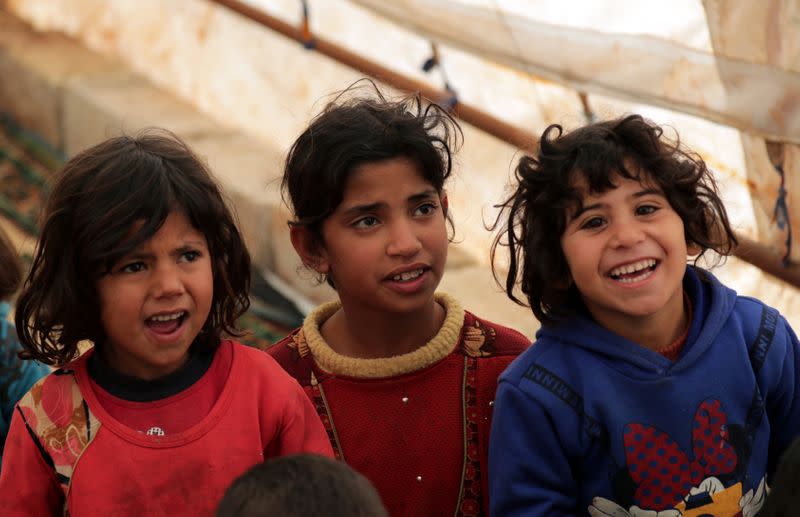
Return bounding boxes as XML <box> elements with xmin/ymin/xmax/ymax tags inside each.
<box><xmin>268</xmin><ymin>294</ymin><xmax>530</xmax><ymax>516</ymax></box>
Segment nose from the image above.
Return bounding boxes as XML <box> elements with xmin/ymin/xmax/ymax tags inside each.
<box><xmin>151</xmin><ymin>264</ymin><xmax>185</xmax><ymax>298</ymax></box>
<box><xmin>386</xmin><ymin>218</ymin><xmax>423</xmax><ymax>257</ymax></box>
<box><xmin>608</xmin><ymin>220</ymin><xmax>646</xmax><ymax>248</ymax></box>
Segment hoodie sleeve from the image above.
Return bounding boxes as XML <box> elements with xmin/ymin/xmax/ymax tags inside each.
<box><xmin>761</xmin><ymin>315</ymin><xmax>800</xmax><ymax>476</ymax></box>
<box><xmin>489</xmin><ymin>379</ymin><xmax>578</xmax><ymax>517</ymax></box>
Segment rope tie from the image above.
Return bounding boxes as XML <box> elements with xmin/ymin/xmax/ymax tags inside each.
<box><xmin>299</xmin><ymin>0</ymin><xmax>315</xmax><ymax>49</ymax></box>
<box><xmin>773</xmin><ymin>163</ymin><xmax>792</xmax><ymax>266</ymax></box>
<box><xmin>421</xmin><ymin>42</ymin><xmax>458</xmax><ymax>112</ymax></box>
<box><xmin>767</xmin><ymin>141</ymin><xmax>793</xmax><ymax>265</ymax></box>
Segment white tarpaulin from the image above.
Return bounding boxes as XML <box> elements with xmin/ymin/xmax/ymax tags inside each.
<box><xmin>353</xmin><ymin>0</ymin><xmax>800</xmax><ymax>144</ymax></box>
<box><xmin>4</xmin><ymin>0</ymin><xmax>799</xmax><ymax>328</ymax></box>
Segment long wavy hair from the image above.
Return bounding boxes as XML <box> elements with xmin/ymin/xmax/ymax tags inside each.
<box><xmin>16</xmin><ymin>129</ymin><xmax>251</xmax><ymax>365</ymax></box>
<box><xmin>491</xmin><ymin>114</ymin><xmax>736</xmax><ymax>324</ymax></box>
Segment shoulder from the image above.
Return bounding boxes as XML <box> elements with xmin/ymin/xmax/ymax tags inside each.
<box><xmin>263</xmin><ymin>328</ymin><xmax>313</xmax><ymax>383</ymax></box>
<box><xmin>266</xmin><ymin>328</ymin><xmax>305</xmax><ymax>363</ymax></box>
<box><xmin>228</xmin><ymin>339</ymin><xmax>310</xmax><ymax>390</ymax></box>
<box><xmin>17</xmin><ymin>356</ymin><xmax>86</xmax><ymax>430</ymax></box>
<box><xmin>495</xmin><ymin>326</ymin><xmax>573</xmax><ymax>389</ymax></box>
<box><xmin>729</xmin><ymin>296</ymin><xmax>797</xmax><ymax>361</ymax></box>
<box><xmin>460</xmin><ymin>310</ymin><xmax>531</xmax><ymax>358</ymax></box>
<box><xmin>725</xmin><ymin>295</ymin><xmax>790</xmax><ymax>347</ymax></box>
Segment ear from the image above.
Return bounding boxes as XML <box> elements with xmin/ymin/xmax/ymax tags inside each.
<box><xmin>687</xmin><ymin>242</ymin><xmax>702</xmax><ymax>257</ymax></box>
<box><xmin>289</xmin><ymin>226</ymin><xmax>330</xmax><ymax>274</ymax></box>
<box><xmin>441</xmin><ymin>192</ymin><xmax>449</xmax><ymax>217</ymax></box>
<box><xmin>555</xmin><ymin>271</ymin><xmax>573</xmax><ymax>290</ymax></box>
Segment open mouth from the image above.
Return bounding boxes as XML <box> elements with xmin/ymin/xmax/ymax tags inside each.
<box><xmin>390</xmin><ymin>267</ymin><xmax>427</xmax><ymax>283</ymax></box>
<box><xmin>145</xmin><ymin>311</ymin><xmax>187</xmax><ymax>334</ymax></box>
<box><xmin>608</xmin><ymin>259</ymin><xmax>658</xmax><ymax>283</ymax></box>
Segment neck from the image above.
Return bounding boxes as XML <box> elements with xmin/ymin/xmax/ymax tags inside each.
<box><xmin>590</xmin><ymin>290</ymin><xmax>688</xmax><ymax>352</ymax></box>
<box><xmin>320</xmin><ymin>297</ymin><xmax>445</xmax><ymax>359</ymax></box>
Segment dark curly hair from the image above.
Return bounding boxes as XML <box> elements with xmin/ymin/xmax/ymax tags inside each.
<box><xmin>16</xmin><ymin>129</ymin><xmax>251</xmax><ymax>365</ymax></box>
<box><xmin>282</xmin><ymin>80</ymin><xmax>462</xmax><ymax>287</ymax></box>
<box><xmin>491</xmin><ymin>114</ymin><xmax>736</xmax><ymax>324</ymax></box>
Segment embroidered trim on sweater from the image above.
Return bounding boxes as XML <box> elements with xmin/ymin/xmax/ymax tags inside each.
<box><xmin>456</xmin><ymin>355</ymin><xmax>483</xmax><ymax>516</ymax></box>
<box><xmin>300</xmin><ymin>293</ymin><xmax>465</xmax><ymax>378</ymax></box>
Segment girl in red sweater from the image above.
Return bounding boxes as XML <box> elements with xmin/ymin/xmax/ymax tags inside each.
<box><xmin>268</xmin><ymin>82</ymin><xmax>530</xmax><ymax>516</ymax></box>
<box><xmin>0</xmin><ymin>130</ymin><xmax>332</xmax><ymax>516</ymax></box>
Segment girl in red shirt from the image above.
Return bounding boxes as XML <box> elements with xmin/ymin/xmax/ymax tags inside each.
<box><xmin>0</xmin><ymin>130</ymin><xmax>332</xmax><ymax>516</ymax></box>
<box><xmin>268</xmin><ymin>82</ymin><xmax>530</xmax><ymax>516</ymax></box>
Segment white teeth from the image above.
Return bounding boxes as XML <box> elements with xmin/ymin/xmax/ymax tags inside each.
<box><xmin>609</xmin><ymin>259</ymin><xmax>657</xmax><ymax>278</ymax></box>
<box><xmin>392</xmin><ymin>269</ymin><xmax>424</xmax><ymax>282</ymax></box>
<box><xmin>616</xmin><ymin>270</ymin><xmax>653</xmax><ymax>283</ymax></box>
<box><xmin>149</xmin><ymin>312</ymin><xmax>184</xmax><ymax>322</ymax></box>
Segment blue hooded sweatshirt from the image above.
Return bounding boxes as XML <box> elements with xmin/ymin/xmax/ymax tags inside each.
<box><xmin>489</xmin><ymin>267</ymin><xmax>800</xmax><ymax>516</ymax></box>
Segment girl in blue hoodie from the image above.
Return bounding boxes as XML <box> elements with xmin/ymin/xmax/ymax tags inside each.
<box><xmin>489</xmin><ymin>114</ymin><xmax>800</xmax><ymax>516</ymax></box>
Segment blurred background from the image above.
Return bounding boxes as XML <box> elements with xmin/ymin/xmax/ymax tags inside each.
<box><xmin>0</xmin><ymin>0</ymin><xmax>798</xmax><ymax>344</ymax></box>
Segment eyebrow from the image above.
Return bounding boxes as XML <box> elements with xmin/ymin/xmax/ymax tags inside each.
<box><xmin>123</xmin><ymin>241</ymin><xmax>207</xmax><ymax>261</ymax></box>
<box><xmin>340</xmin><ymin>189</ymin><xmax>439</xmax><ymax>217</ymax></box>
<box><xmin>571</xmin><ymin>187</ymin><xmax>663</xmax><ymax>220</ymax></box>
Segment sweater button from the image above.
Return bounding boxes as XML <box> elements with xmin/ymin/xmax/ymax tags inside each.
<box><xmin>402</xmin><ymin>396</ymin><xmax>409</xmax><ymax>404</ymax></box>
<box><xmin>416</xmin><ymin>476</ymin><xmax>423</xmax><ymax>482</ymax></box>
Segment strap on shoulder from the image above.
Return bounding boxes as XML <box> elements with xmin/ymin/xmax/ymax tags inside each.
<box><xmin>16</xmin><ymin>367</ymin><xmax>100</xmax><ymax>505</ymax></box>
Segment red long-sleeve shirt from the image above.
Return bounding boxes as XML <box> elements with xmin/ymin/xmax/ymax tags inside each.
<box><xmin>0</xmin><ymin>340</ymin><xmax>333</xmax><ymax>516</ymax></box>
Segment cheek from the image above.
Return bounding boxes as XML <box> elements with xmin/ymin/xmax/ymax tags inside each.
<box><xmin>560</xmin><ymin>236</ymin><xmax>581</xmax><ymax>270</ymax></box>
<box><xmin>198</xmin><ymin>265</ymin><xmax>215</xmax><ymax>307</ymax></box>
<box><xmin>98</xmin><ymin>297</ymin><xmax>135</xmax><ymax>337</ymax></box>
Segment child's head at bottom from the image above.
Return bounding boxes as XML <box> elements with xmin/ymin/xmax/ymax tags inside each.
<box><xmin>493</xmin><ymin>115</ymin><xmax>737</xmax><ymax>336</ymax></box>
<box><xmin>216</xmin><ymin>454</ymin><xmax>388</xmax><ymax>517</ymax></box>
<box><xmin>282</xmin><ymin>81</ymin><xmax>461</xmax><ymax>312</ymax></box>
<box><xmin>15</xmin><ymin>129</ymin><xmax>251</xmax><ymax>376</ymax></box>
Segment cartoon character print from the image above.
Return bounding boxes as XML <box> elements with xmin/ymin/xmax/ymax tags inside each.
<box><xmin>588</xmin><ymin>399</ymin><xmax>768</xmax><ymax>517</ymax></box>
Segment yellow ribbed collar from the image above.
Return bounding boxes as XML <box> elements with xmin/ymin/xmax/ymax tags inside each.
<box><xmin>301</xmin><ymin>293</ymin><xmax>464</xmax><ymax>378</ymax></box>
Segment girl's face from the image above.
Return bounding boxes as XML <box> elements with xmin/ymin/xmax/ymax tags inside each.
<box><xmin>560</xmin><ymin>174</ymin><xmax>689</xmax><ymax>339</ymax></box>
<box><xmin>96</xmin><ymin>211</ymin><xmax>214</xmax><ymax>380</ymax></box>
<box><xmin>314</xmin><ymin>157</ymin><xmax>448</xmax><ymax>317</ymax></box>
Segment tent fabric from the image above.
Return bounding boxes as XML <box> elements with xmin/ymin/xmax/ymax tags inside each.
<box><xmin>703</xmin><ymin>0</ymin><xmax>799</xmax><ymax>265</ymax></box>
<box><xmin>352</xmin><ymin>0</ymin><xmax>799</xmax><ymax>264</ymax></box>
<box><xmin>3</xmin><ymin>0</ymin><xmax>798</xmax><ymax>328</ymax></box>
<box><xmin>353</xmin><ymin>0</ymin><xmax>800</xmax><ymax>144</ymax></box>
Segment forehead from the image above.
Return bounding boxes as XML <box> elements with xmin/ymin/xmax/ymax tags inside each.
<box><xmin>570</xmin><ymin>169</ymin><xmax>660</xmax><ymax>199</ymax></box>
<box><xmin>340</xmin><ymin>157</ymin><xmax>435</xmax><ymax>203</ymax></box>
<box><xmin>123</xmin><ymin>211</ymin><xmax>206</xmax><ymax>251</ymax></box>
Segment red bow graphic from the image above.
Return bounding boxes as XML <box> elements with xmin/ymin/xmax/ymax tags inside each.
<box><xmin>623</xmin><ymin>399</ymin><xmax>738</xmax><ymax>510</ymax></box>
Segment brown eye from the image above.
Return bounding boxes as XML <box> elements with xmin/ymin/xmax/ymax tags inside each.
<box><xmin>414</xmin><ymin>202</ymin><xmax>437</xmax><ymax>216</ymax></box>
<box><xmin>353</xmin><ymin>216</ymin><xmax>379</xmax><ymax>229</ymax></box>
<box><xmin>580</xmin><ymin>217</ymin><xmax>604</xmax><ymax>230</ymax></box>
<box><xmin>121</xmin><ymin>262</ymin><xmax>146</xmax><ymax>274</ymax></box>
<box><xmin>180</xmin><ymin>250</ymin><xmax>201</xmax><ymax>262</ymax></box>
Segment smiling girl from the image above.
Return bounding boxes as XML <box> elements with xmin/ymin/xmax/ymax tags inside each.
<box><xmin>489</xmin><ymin>115</ymin><xmax>800</xmax><ymax>516</ymax></box>
<box><xmin>0</xmin><ymin>130</ymin><xmax>332</xmax><ymax>516</ymax></box>
<box><xmin>267</xmin><ymin>84</ymin><xmax>529</xmax><ymax>516</ymax></box>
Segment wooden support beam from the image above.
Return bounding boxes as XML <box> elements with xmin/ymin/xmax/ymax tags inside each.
<box><xmin>212</xmin><ymin>0</ymin><xmax>537</xmax><ymax>152</ymax></box>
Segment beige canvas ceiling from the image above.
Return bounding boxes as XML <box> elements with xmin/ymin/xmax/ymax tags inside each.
<box><xmin>4</xmin><ymin>0</ymin><xmax>798</xmax><ymax>329</ymax></box>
